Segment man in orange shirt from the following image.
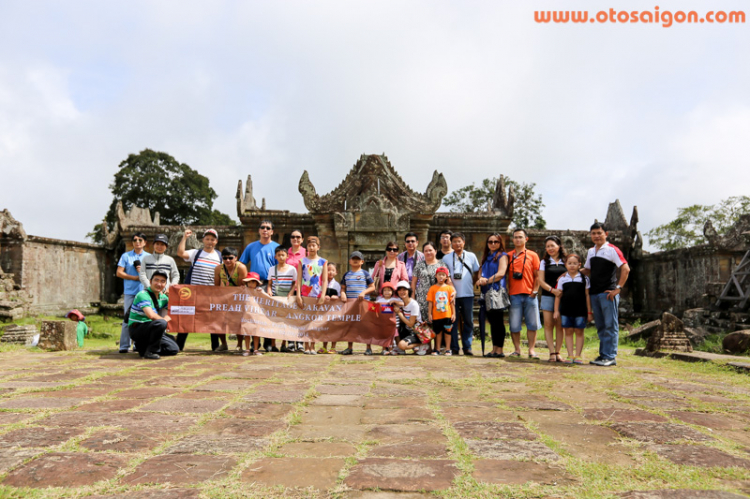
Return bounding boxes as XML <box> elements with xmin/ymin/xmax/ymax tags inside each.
<box><xmin>507</xmin><ymin>229</ymin><xmax>541</xmax><ymax>358</ymax></box>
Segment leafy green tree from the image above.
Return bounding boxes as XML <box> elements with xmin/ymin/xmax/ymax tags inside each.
<box><xmin>646</xmin><ymin>195</ymin><xmax>750</xmax><ymax>250</ymax></box>
<box><xmin>88</xmin><ymin>149</ymin><xmax>236</xmax><ymax>242</ymax></box>
<box><xmin>442</xmin><ymin>176</ymin><xmax>547</xmax><ymax>229</ymax></box>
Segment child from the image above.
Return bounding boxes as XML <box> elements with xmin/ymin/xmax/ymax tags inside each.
<box><xmin>426</xmin><ymin>267</ymin><xmax>456</xmax><ymax>356</ymax></box>
<box><xmin>321</xmin><ymin>262</ymin><xmax>341</xmax><ymax>354</ymax></box>
<box><xmin>267</xmin><ymin>247</ymin><xmax>298</xmax><ymax>353</ymax></box>
<box><xmin>553</xmin><ymin>254</ymin><xmax>593</xmax><ymax>365</ymax></box>
<box><xmin>375</xmin><ymin>282</ymin><xmax>401</xmax><ymax>354</ymax></box>
<box><xmin>296</xmin><ymin>236</ymin><xmax>327</xmax><ymax>354</ymax></box>
<box><xmin>242</xmin><ymin>272</ymin><xmax>265</xmax><ymax>356</ymax></box>
<box><xmin>67</xmin><ymin>309</ymin><xmax>88</xmax><ymax>348</ymax></box>
<box><xmin>214</xmin><ymin>247</ymin><xmax>248</xmax><ymax>353</ymax></box>
<box><xmin>339</xmin><ymin>251</ymin><xmax>376</xmax><ymax>355</ymax></box>
<box><xmin>394</xmin><ymin>281</ymin><xmax>427</xmax><ymax>355</ymax></box>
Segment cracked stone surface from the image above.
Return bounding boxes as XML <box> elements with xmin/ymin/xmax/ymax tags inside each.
<box><xmin>241</xmin><ymin>457</ymin><xmax>345</xmax><ymax>490</ymax></box>
<box><xmin>467</xmin><ymin>439</ymin><xmax>560</xmax><ymax>461</ymax></box>
<box><xmin>2</xmin><ymin>452</ymin><xmax>128</xmax><ymax>488</ymax></box>
<box><xmin>124</xmin><ymin>455</ymin><xmax>237</xmax><ymax>485</ymax></box>
<box><xmin>453</xmin><ymin>421</ymin><xmax>537</xmax><ymax>440</ymax></box>
<box><xmin>473</xmin><ymin>459</ymin><xmax>576</xmax><ymax>485</ymax></box>
<box><xmin>610</xmin><ymin>423</ymin><xmax>715</xmax><ymax>443</ymax></box>
<box><xmin>651</xmin><ymin>445</ymin><xmax>750</xmax><ymax>468</ymax></box>
<box><xmin>345</xmin><ymin>458</ymin><xmax>459</xmax><ymax>492</ymax></box>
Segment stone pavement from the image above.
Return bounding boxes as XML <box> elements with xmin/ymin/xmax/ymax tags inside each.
<box><xmin>0</xmin><ymin>347</ymin><xmax>749</xmax><ymax>498</ymax></box>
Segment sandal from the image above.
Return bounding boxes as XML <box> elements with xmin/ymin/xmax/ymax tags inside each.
<box><xmin>317</xmin><ymin>348</ymin><xmax>328</xmax><ymax>354</ymax></box>
<box><xmin>555</xmin><ymin>352</ymin><xmax>564</xmax><ymax>363</ymax></box>
<box><xmin>573</xmin><ymin>358</ymin><xmax>584</xmax><ymax>365</ymax></box>
<box><xmin>242</xmin><ymin>350</ymin><xmax>251</xmax><ymax>357</ymax></box>
<box><xmin>444</xmin><ymin>350</ymin><xmax>452</xmax><ymax>356</ymax></box>
<box><xmin>508</xmin><ymin>351</ymin><xmax>521</xmax><ymax>357</ymax></box>
<box><xmin>364</xmin><ymin>349</ymin><xmax>373</xmax><ymax>356</ymax></box>
<box><xmin>529</xmin><ymin>352</ymin><xmax>540</xmax><ymax>359</ymax></box>
<box><xmin>564</xmin><ymin>357</ymin><xmax>574</xmax><ymax>364</ymax></box>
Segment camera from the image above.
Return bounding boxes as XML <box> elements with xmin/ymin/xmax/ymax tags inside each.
<box><xmin>453</xmin><ymin>272</ymin><xmax>462</xmax><ymax>280</ymax></box>
<box><xmin>133</xmin><ymin>260</ymin><xmax>141</xmax><ymax>268</ymax></box>
<box><xmin>512</xmin><ymin>271</ymin><xmax>523</xmax><ymax>280</ymax></box>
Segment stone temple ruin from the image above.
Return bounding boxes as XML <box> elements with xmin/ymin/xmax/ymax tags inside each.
<box><xmin>2</xmin><ymin>153</ymin><xmax>749</xmax><ymax>355</ymax></box>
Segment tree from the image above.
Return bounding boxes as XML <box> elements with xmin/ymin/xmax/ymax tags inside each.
<box><xmin>88</xmin><ymin>149</ymin><xmax>236</xmax><ymax>242</ymax></box>
<box><xmin>646</xmin><ymin>195</ymin><xmax>750</xmax><ymax>251</ymax></box>
<box><xmin>442</xmin><ymin>176</ymin><xmax>547</xmax><ymax>229</ymax></box>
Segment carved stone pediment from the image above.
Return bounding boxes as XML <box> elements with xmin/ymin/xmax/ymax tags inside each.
<box><xmin>298</xmin><ymin>154</ymin><xmax>447</xmax><ymax>217</ymax></box>
<box><xmin>0</xmin><ymin>209</ymin><xmax>27</xmax><ymax>241</ymax></box>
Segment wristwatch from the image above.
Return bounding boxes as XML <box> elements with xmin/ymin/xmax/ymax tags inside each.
<box><xmin>616</xmin><ymin>285</ymin><xmax>622</xmax><ymax>290</ymax></box>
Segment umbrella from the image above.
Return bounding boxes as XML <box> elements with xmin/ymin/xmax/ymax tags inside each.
<box><xmin>478</xmin><ymin>299</ymin><xmax>487</xmax><ymax>356</ymax></box>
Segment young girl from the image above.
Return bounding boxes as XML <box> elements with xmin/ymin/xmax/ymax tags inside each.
<box><xmin>267</xmin><ymin>246</ymin><xmax>298</xmax><ymax>353</ymax></box>
<box><xmin>67</xmin><ymin>309</ymin><xmax>88</xmax><ymax>348</ymax></box>
<box><xmin>427</xmin><ymin>267</ymin><xmax>455</xmax><ymax>356</ymax></box>
<box><xmin>375</xmin><ymin>282</ymin><xmax>401</xmax><ymax>355</ymax></box>
<box><xmin>394</xmin><ymin>281</ymin><xmax>426</xmax><ymax>355</ymax></box>
<box><xmin>242</xmin><ymin>272</ymin><xmax>265</xmax><ymax>356</ymax></box>
<box><xmin>296</xmin><ymin>236</ymin><xmax>327</xmax><ymax>354</ymax></box>
<box><xmin>321</xmin><ymin>262</ymin><xmax>341</xmax><ymax>354</ymax></box>
<box><xmin>553</xmin><ymin>254</ymin><xmax>593</xmax><ymax>365</ymax></box>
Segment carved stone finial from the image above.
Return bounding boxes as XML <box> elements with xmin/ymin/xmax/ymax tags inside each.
<box><xmin>490</xmin><ymin>176</ymin><xmax>515</xmax><ymax>220</ymax></box>
<box><xmin>424</xmin><ymin>171</ymin><xmax>448</xmax><ymax>210</ymax></box>
<box><xmin>299</xmin><ymin>170</ymin><xmax>321</xmax><ymax>212</ymax></box>
<box><xmin>604</xmin><ymin>200</ymin><xmax>629</xmax><ymax>232</ymax></box>
<box><xmin>703</xmin><ymin>215</ymin><xmax>750</xmax><ymax>251</ymax></box>
<box><xmin>236</xmin><ymin>175</ymin><xmax>259</xmax><ymax>215</ymax></box>
<box><xmin>261</xmin><ymin>198</ymin><xmax>266</xmax><ymax>210</ymax></box>
<box><xmin>0</xmin><ymin>209</ymin><xmax>27</xmax><ymax>241</ymax></box>
<box><xmin>116</xmin><ymin>201</ymin><xmax>158</xmax><ymax>230</ymax></box>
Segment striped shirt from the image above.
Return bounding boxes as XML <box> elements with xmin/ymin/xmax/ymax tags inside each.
<box><xmin>342</xmin><ymin>270</ymin><xmax>373</xmax><ymax>299</ymax></box>
<box><xmin>268</xmin><ymin>265</ymin><xmax>297</xmax><ymax>297</ymax></box>
<box><xmin>128</xmin><ymin>289</ymin><xmax>168</xmax><ymax>326</ymax></box>
<box><xmin>183</xmin><ymin>249</ymin><xmax>221</xmax><ymax>286</ymax></box>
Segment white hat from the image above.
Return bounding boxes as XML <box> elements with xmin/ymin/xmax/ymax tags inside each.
<box><xmin>395</xmin><ymin>280</ymin><xmax>411</xmax><ymax>290</ymax></box>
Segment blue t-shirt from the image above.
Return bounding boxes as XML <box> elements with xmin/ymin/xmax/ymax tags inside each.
<box><xmin>239</xmin><ymin>240</ymin><xmax>279</xmax><ymax>280</ymax></box>
<box><xmin>443</xmin><ymin>250</ymin><xmax>480</xmax><ymax>298</ymax></box>
<box><xmin>342</xmin><ymin>269</ymin><xmax>374</xmax><ymax>299</ymax></box>
<box><xmin>118</xmin><ymin>249</ymin><xmax>150</xmax><ymax>296</ymax></box>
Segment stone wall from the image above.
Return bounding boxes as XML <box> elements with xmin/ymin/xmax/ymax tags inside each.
<box><xmin>629</xmin><ymin>245</ymin><xmax>744</xmax><ymax>320</ymax></box>
<box><xmin>0</xmin><ymin>235</ymin><xmax>114</xmax><ymax>315</ymax></box>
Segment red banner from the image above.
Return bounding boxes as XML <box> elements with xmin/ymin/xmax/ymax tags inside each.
<box><xmin>167</xmin><ymin>285</ymin><xmax>396</xmax><ymax>347</ymax></box>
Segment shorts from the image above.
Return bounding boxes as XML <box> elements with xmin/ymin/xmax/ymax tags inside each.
<box><xmin>399</xmin><ymin>334</ymin><xmax>419</xmax><ymax>346</ymax></box>
<box><xmin>509</xmin><ymin>294</ymin><xmax>541</xmax><ymax>333</ymax></box>
<box><xmin>540</xmin><ymin>295</ymin><xmax>555</xmax><ymax>312</ymax></box>
<box><xmin>432</xmin><ymin>318</ymin><xmax>453</xmax><ymax>334</ymax></box>
<box><xmin>561</xmin><ymin>315</ymin><xmax>587</xmax><ymax>329</ymax></box>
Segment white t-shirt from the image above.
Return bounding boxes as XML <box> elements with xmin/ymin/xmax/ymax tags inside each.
<box><xmin>268</xmin><ymin>265</ymin><xmax>298</xmax><ymax>297</ymax></box>
<box><xmin>328</xmin><ymin>279</ymin><xmax>341</xmax><ymax>293</ymax></box>
<box><xmin>183</xmin><ymin>248</ymin><xmax>221</xmax><ymax>286</ymax></box>
<box><xmin>400</xmin><ymin>299</ymin><xmax>422</xmax><ymax>333</ymax></box>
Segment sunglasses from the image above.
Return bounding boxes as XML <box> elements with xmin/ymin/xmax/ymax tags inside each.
<box><xmin>387</xmin><ymin>248</ymin><xmax>399</xmax><ymax>252</ymax></box>
<box><xmin>259</xmin><ymin>226</ymin><xmax>272</xmax><ymax>231</ymax></box>
<box><xmin>488</xmin><ymin>240</ymin><xmax>500</xmax><ymax>245</ymax></box>
<box><xmin>222</xmin><ymin>256</ymin><xmax>235</xmax><ymax>260</ymax></box>
<box><xmin>133</xmin><ymin>238</ymin><xmax>145</xmax><ymax>243</ymax></box>
<box><xmin>405</xmin><ymin>240</ymin><xmax>417</xmax><ymax>244</ymax></box>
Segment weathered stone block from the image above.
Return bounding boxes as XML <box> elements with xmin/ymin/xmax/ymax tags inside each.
<box><xmin>0</xmin><ymin>324</ymin><xmax>37</xmax><ymax>345</ymax></box>
<box><xmin>624</xmin><ymin>320</ymin><xmax>660</xmax><ymax>342</ymax></box>
<box><xmin>38</xmin><ymin>320</ymin><xmax>77</xmax><ymax>351</ymax></box>
<box><xmin>723</xmin><ymin>331</ymin><xmax>750</xmax><ymax>354</ymax></box>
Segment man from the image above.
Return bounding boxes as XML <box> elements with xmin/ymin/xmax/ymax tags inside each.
<box><xmin>176</xmin><ymin>228</ymin><xmax>223</xmax><ymax>351</ymax></box>
<box><xmin>138</xmin><ymin>233</ymin><xmax>180</xmax><ymax>291</ymax></box>
<box><xmin>581</xmin><ymin>222</ymin><xmax>630</xmax><ymax>367</ymax></box>
<box><xmin>127</xmin><ymin>270</ymin><xmax>175</xmax><ymax>360</ymax></box>
<box><xmin>397</xmin><ymin>232</ymin><xmax>425</xmax><ymax>281</ymax></box>
<box><xmin>436</xmin><ymin>230</ymin><xmax>453</xmax><ymax>260</ymax></box>
<box><xmin>507</xmin><ymin>228</ymin><xmax>541</xmax><ymax>358</ymax></box>
<box><xmin>442</xmin><ymin>232</ymin><xmax>480</xmax><ymax>356</ymax></box>
<box><xmin>239</xmin><ymin>220</ymin><xmax>279</xmax><ymax>351</ymax></box>
<box><xmin>116</xmin><ymin>232</ymin><xmax>150</xmax><ymax>353</ymax></box>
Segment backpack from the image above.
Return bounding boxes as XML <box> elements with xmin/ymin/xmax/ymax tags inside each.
<box><xmin>184</xmin><ymin>249</ymin><xmax>221</xmax><ymax>284</ymax></box>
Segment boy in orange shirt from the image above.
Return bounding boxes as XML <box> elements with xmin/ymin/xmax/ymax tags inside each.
<box><xmin>427</xmin><ymin>267</ymin><xmax>456</xmax><ymax>356</ymax></box>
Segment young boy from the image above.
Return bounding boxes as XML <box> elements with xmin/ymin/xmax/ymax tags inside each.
<box><xmin>267</xmin><ymin>247</ymin><xmax>298</xmax><ymax>352</ymax></box>
<box><xmin>427</xmin><ymin>267</ymin><xmax>456</xmax><ymax>356</ymax></box>
<box><xmin>338</xmin><ymin>251</ymin><xmax>376</xmax><ymax>355</ymax></box>
<box><xmin>242</xmin><ymin>272</ymin><xmax>265</xmax><ymax>356</ymax></box>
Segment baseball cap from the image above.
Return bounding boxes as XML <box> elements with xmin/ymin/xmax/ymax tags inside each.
<box><xmin>151</xmin><ymin>270</ymin><xmax>169</xmax><ymax>280</ymax></box>
<box><xmin>395</xmin><ymin>280</ymin><xmax>411</xmax><ymax>291</ymax></box>
<box><xmin>350</xmin><ymin>251</ymin><xmax>364</xmax><ymax>260</ymax></box>
<box><xmin>243</xmin><ymin>272</ymin><xmax>262</xmax><ymax>284</ymax></box>
<box><xmin>381</xmin><ymin>281</ymin><xmax>397</xmax><ymax>291</ymax></box>
<box><xmin>435</xmin><ymin>267</ymin><xmax>449</xmax><ymax>276</ymax></box>
<box><xmin>203</xmin><ymin>229</ymin><xmax>219</xmax><ymax>239</ymax></box>
<box><xmin>154</xmin><ymin>234</ymin><xmax>169</xmax><ymax>246</ymax></box>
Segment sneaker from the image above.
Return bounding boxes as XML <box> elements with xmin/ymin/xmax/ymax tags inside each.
<box><xmin>119</xmin><ymin>349</ymin><xmax>129</xmax><ymax>354</ymax></box>
<box><xmin>310</xmin><ymin>350</ymin><xmax>318</xmax><ymax>355</ymax></box>
<box><xmin>590</xmin><ymin>358</ymin><xmax>616</xmax><ymax>367</ymax></box>
<box><xmin>270</xmin><ymin>346</ymin><xmax>279</xmax><ymax>353</ymax></box>
<box><xmin>242</xmin><ymin>350</ymin><xmax>251</xmax><ymax>357</ymax></box>
<box><xmin>304</xmin><ymin>350</ymin><xmax>312</xmax><ymax>355</ymax></box>
<box><xmin>143</xmin><ymin>352</ymin><xmax>160</xmax><ymax>360</ymax></box>
<box><xmin>214</xmin><ymin>344</ymin><xmax>229</xmax><ymax>352</ymax></box>
<box><xmin>464</xmin><ymin>350</ymin><xmax>474</xmax><ymax>356</ymax></box>
<box><xmin>280</xmin><ymin>346</ymin><xmax>291</xmax><ymax>353</ymax></box>
<box><xmin>416</xmin><ymin>344</ymin><xmax>429</xmax><ymax>356</ymax></box>
<box><xmin>340</xmin><ymin>348</ymin><xmax>353</xmax><ymax>355</ymax></box>
<box><xmin>589</xmin><ymin>356</ymin><xmax>603</xmax><ymax>365</ymax></box>
<box><xmin>364</xmin><ymin>349</ymin><xmax>373</xmax><ymax>356</ymax></box>
<box><xmin>253</xmin><ymin>350</ymin><xmax>263</xmax><ymax>356</ymax></box>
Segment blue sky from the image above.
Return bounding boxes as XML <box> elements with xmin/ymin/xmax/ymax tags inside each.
<box><xmin>1</xmin><ymin>0</ymin><xmax>748</xmax><ymax>249</ymax></box>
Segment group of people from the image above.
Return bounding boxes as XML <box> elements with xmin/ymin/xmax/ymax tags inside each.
<box><xmin>116</xmin><ymin>220</ymin><xmax>629</xmax><ymax>366</ymax></box>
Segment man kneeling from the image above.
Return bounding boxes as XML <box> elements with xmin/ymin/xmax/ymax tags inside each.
<box><xmin>128</xmin><ymin>270</ymin><xmax>174</xmax><ymax>359</ymax></box>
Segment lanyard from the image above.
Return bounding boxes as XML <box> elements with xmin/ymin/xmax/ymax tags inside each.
<box><xmin>512</xmin><ymin>250</ymin><xmax>527</xmax><ymax>274</ymax></box>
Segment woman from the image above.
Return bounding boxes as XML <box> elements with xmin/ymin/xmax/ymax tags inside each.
<box><xmin>477</xmin><ymin>234</ymin><xmax>509</xmax><ymax>358</ymax></box>
<box><xmin>213</xmin><ymin>246</ymin><xmax>248</xmax><ymax>353</ymax></box>
<box><xmin>538</xmin><ymin>235</ymin><xmax>567</xmax><ymax>362</ymax></box>
<box><xmin>287</xmin><ymin>229</ymin><xmax>307</xmax><ymax>269</ymax></box>
<box><xmin>411</xmin><ymin>241</ymin><xmax>448</xmax><ymax>348</ymax></box>
<box><xmin>372</xmin><ymin>241</ymin><xmax>409</xmax><ymax>293</ymax></box>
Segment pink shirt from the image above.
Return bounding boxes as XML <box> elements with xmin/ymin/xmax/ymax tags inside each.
<box><xmin>287</xmin><ymin>246</ymin><xmax>307</xmax><ymax>269</ymax></box>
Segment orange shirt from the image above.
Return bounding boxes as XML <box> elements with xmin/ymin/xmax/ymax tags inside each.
<box><xmin>506</xmin><ymin>249</ymin><xmax>540</xmax><ymax>296</ymax></box>
<box><xmin>426</xmin><ymin>284</ymin><xmax>455</xmax><ymax>320</ymax></box>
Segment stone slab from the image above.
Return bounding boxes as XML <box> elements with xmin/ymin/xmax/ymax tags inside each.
<box><xmin>651</xmin><ymin>444</ymin><xmax>750</xmax><ymax>468</ymax></box>
<box><xmin>280</xmin><ymin>442</ymin><xmax>357</xmax><ymax>457</ymax></box>
<box><xmin>310</xmin><ymin>394</ymin><xmax>365</xmax><ymax>406</ymax></box>
<box><xmin>369</xmin><ymin>442</ymin><xmax>448</xmax><ymax>458</ymax></box>
<box><xmin>289</xmin><ymin>424</ymin><xmax>372</xmax><ymax>442</ymax></box>
<box><xmin>619</xmin><ymin>491</ymin><xmax>747</xmax><ymax>499</ymax></box>
<box><xmin>467</xmin><ymin>439</ymin><xmax>560</xmax><ymax>461</ymax></box>
<box><xmin>345</xmin><ymin>458</ymin><xmax>459</xmax><ymax>492</ymax></box>
<box><xmin>224</xmin><ymin>401</ymin><xmax>294</xmax><ymax>419</ymax></box>
<box><xmin>243</xmin><ymin>389</ymin><xmax>306</xmax><ymax>403</ymax></box>
<box><xmin>454</xmin><ymin>421</ymin><xmax>537</xmax><ymax>441</ymax></box>
<box><xmin>584</xmin><ymin>408</ymin><xmax>669</xmax><ymax>423</ymax></box>
<box><xmin>441</xmin><ymin>407</ymin><xmax>516</xmax><ymax>423</ymax></box>
<box><xmin>192</xmin><ymin>381</ymin><xmax>244</xmax><ymax>392</ymax></box>
<box><xmin>317</xmin><ymin>384</ymin><xmax>369</xmax><ymax>395</ymax></box>
<box><xmin>473</xmin><ymin>459</ymin><xmax>575</xmax><ymax>485</ymax></box>
<box><xmin>114</xmin><ymin>387</ymin><xmax>182</xmax><ymax>399</ymax></box>
<box><xmin>365</xmin><ymin>424</ymin><xmax>441</xmax><ymax>445</ymax></box>
<box><xmin>301</xmin><ymin>406</ymin><xmax>364</xmax><ymax>425</ymax></box>
<box><xmin>241</xmin><ymin>457</ymin><xmax>344</xmax><ymax>490</ymax></box>
<box><xmin>2</xmin><ymin>452</ymin><xmax>128</xmax><ymax>488</ymax></box>
<box><xmin>124</xmin><ymin>455</ymin><xmax>237</xmax><ymax>485</ymax></box>
<box><xmin>505</xmin><ymin>398</ymin><xmax>573</xmax><ymax>411</ymax></box>
<box><xmin>667</xmin><ymin>412</ymin><xmax>747</xmax><ymax>430</ymax></box>
<box><xmin>0</xmin><ymin>413</ymin><xmax>31</xmax><ymax>425</ymax></box>
<box><xmin>40</xmin><ymin>411</ymin><xmax>198</xmax><ymax>432</ymax></box>
<box><xmin>74</xmin><ymin>399</ymin><xmax>146</xmax><ymax>412</ymax></box>
<box><xmin>88</xmin><ymin>489</ymin><xmax>201</xmax><ymax>499</ymax></box>
<box><xmin>199</xmin><ymin>418</ymin><xmax>285</xmax><ymax>437</ymax></box>
<box><xmin>0</xmin><ymin>427</ymin><xmax>85</xmax><ymax>448</ymax></box>
<box><xmin>0</xmin><ymin>448</ymin><xmax>40</xmax><ymax>474</ymax></box>
<box><xmin>535</xmin><ymin>422</ymin><xmax>635</xmax><ymax>466</ymax></box>
<box><xmin>361</xmin><ymin>408</ymin><xmax>434</xmax><ymax>425</ymax></box>
<box><xmin>165</xmin><ymin>436</ymin><xmax>268</xmax><ymax>454</ymax></box>
<box><xmin>0</xmin><ymin>397</ymin><xmax>86</xmax><ymax>409</ymax></box>
<box><xmin>520</xmin><ymin>411</ymin><xmax>587</xmax><ymax>426</ymax></box>
<box><xmin>611</xmin><ymin>423</ymin><xmax>715</xmax><ymax>443</ymax></box>
<box><xmin>138</xmin><ymin>397</ymin><xmax>227</xmax><ymax>413</ymax></box>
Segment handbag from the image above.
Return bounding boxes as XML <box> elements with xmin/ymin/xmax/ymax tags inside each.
<box><xmin>485</xmin><ymin>286</ymin><xmax>510</xmax><ymax>311</ymax></box>
<box><xmin>413</xmin><ymin>321</ymin><xmax>436</xmax><ymax>344</ymax></box>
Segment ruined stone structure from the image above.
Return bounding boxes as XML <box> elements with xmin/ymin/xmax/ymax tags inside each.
<box><xmin>645</xmin><ymin>312</ymin><xmax>693</xmax><ymax>353</ymax></box>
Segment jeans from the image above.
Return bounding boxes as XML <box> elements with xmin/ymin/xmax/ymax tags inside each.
<box><xmin>129</xmin><ymin>320</ymin><xmax>167</xmax><ymax>356</ymax></box>
<box><xmin>591</xmin><ymin>292</ymin><xmax>619</xmax><ymax>360</ymax></box>
<box><xmin>509</xmin><ymin>294</ymin><xmax>540</xmax><ymax>333</ymax></box>
<box><xmin>175</xmin><ymin>333</ymin><xmax>222</xmax><ymax>351</ymax></box>
<box><xmin>450</xmin><ymin>296</ymin><xmax>474</xmax><ymax>353</ymax></box>
<box><xmin>120</xmin><ymin>294</ymin><xmax>135</xmax><ymax>351</ymax></box>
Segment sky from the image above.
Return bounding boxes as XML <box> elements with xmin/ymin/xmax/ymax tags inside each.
<box><xmin>1</xmin><ymin>0</ymin><xmax>749</xmax><ymax>251</ymax></box>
